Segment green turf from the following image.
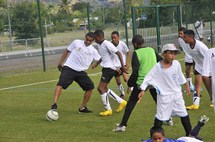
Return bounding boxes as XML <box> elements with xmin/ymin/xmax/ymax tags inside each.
<box><xmin>0</xmin><ymin>54</ymin><xmax>215</xmax><ymax>142</ymax></box>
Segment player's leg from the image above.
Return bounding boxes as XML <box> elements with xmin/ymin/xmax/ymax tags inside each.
<box><xmin>113</xmin><ymin>85</ymin><xmax>140</xmax><ymax>132</ymax></box>
<box><xmin>185</xmin><ymin>62</ymin><xmax>195</xmax><ymax>91</ymax></box>
<box><xmin>186</xmin><ymin>70</ymin><xmax>201</xmax><ymax>110</ymax></box>
<box><xmin>189</xmin><ymin>115</ymin><xmax>209</xmax><ymax>140</ymax></box>
<box><xmin>76</xmin><ymin>72</ymin><xmax>94</xmax><ymax>113</ymax></box>
<box><xmin>51</xmin><ymin>66</ymin><xmax>74</xmax><ymax>110</ymax></box>
<box><xmin>115</xmin><ymin>76</ymin><xmax>125</xmax><ymax>99</ymax></box>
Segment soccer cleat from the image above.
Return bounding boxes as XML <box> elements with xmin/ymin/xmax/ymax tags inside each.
<box><xmin>199</xmin><ymin>115</ymin><xmax>209</xmax><ymax>125</ymax></box>
<box><xmin>163</xmin><ymin>117</ymin><xmax>173</xmax><ymax>126</ymax></box>
<box><xmin>51</xmin><ymin>103</ymin><xmax>57</xmax><ymax>111</ymax></box>
<box><xmin>100</xmin><ymin>110</ymin><xmax>112</xmax><ymax>116</ymax></box>
<box><xmin>112</xmin><ymin>124</ymin><xmax>126</xmax><ymax>132</ymax></box>
<box><xmin>190</xmin><ymin>85</ymin><xmax>195</xmax><ymax>92</ymax></box>
<box><xmin>116</xmin><ymin>100</ymin><xmax>127</xmax><ymax>112</ymax></box>
<box><xmin>209</xmin><ymin>103</ymin><xmax>214</xmax><ymax>107</ymax></box>
<box><xmin>78</xmin><ymin>106</ymin><xmax>92</xmax><ymax>113</ymax></box>
<box><xmin>186</xmin><ymin>104</ymin><xmax>199</xmax><ymax>110</ymax></box>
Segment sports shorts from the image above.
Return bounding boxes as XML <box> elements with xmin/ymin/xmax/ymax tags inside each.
<box><xmin>57</xmin><ymin>66</ymin><xmax>94</xmax><ymax>91</ymax></box>
<box><xmin>100</xmin><ymin>68</ymin><xmax>120</xmax><ymax>83</ymax></box>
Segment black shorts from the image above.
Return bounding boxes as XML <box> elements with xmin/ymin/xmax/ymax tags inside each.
<box><xmin>57</xmin><ymin>66</ymin><xmax>94</xmax><ymax>91</ymax></box>
<box><xmin>194</xmin><ymin>69</ymin><xmax>200</xmax><ymax>75</ymax></box>
<box><xmin>185</xmin><ymin>62</ymin><xmax>194</xmax><ymax>66</ymax></box>
<box><xmin>100</xmin><ymin>68</ymin><xmax>120</xmax><ymax>83</ymax></box>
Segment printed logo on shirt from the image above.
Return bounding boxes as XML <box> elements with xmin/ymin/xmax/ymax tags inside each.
<box><xmin>172</xmin><ymin>74</ymin><xmax>177</xmax><ymax>81</ymax></box>
<box><xmin>212</xmin><ymin>53</ymin><xmax>214</xmax><ymax>58</ymax></box>
<box><xmin>77</xmin><ymin>47</ymin><xmax>83</xmax><ymax>51</ymax></box>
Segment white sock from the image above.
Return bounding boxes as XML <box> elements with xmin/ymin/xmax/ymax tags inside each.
<box><xmin>187</xmin><ymin>78</ymin><xmax>194</xmax><ymax>87</ymax></box>
<box><xmin>107</xmin><ymin>89</ymin><xmax>123</xmax><ymax>103</ymax></box>
<box><xmin>101</xmin><ymin>93</ymin><xmax>111</xmax><ymax>110</ymax></box>
<box><xmin>193</xmin><ymin>97</ymin><xmax>200</xmax><ymax>105</ymax></box>
<box><xmin>118</xmin><ymin>84</ymin><xmax>125</xmax><ymax>95</ymax></box>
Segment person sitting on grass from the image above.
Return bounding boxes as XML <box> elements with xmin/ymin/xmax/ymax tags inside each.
<box><xmin>141</xmin><ymin>115</ymin><xmax>209</xmax><ymax>142</ymax></box>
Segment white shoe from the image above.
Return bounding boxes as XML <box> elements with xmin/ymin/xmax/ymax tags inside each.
<box><xmin>199</xmin><ymin>115</ymin><xmax>209</xmax><ymax>124</ymax></box>
<box><xmin>163</xmin><ymin>117</ymin><xmax>173</xmax><ymax>126</ymax></box>
<box><xmin>112</xmin><ymin>124</ymin><xmax>126</xmax><ymax>132</ymax></box>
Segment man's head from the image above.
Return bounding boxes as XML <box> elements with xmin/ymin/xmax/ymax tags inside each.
<box><xmin>183</xmin><ymin>29</ymin><xmax>195</xmax><ymax>44</ymax></box>
<box><xmin>93</xmin><ymin>30</ymin><xmax>105</xmax><ymax>44</ymax></box>
<box><xmin>150</xmin><ymin>126</ymin><xmax>165</xmax><ymax>142</ymax></box>
<box><xmin>84</xmin><ymin>32</ymin><xmax>94</xmax><ymax>46</ymax></box>
<box><xmin>111</xmin><ymin>31</ymin><xmax>120</xmax><ymax>46</ymax></box>
<box><xmin>132</xmin><ymin>35</ymin><xmax>144</xmax><ymax>50</ymax></box>
<box><xmin>178</xmin><ymin>27</ymin><xmax>186</xmax><ymax>39</ymax></box>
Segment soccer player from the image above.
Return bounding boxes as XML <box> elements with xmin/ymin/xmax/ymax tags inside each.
<box><xmin>93</xmin><ymin>29</ymin><xmax>127</xmax><ymax>116</ymax></box>
<box><xmin>183</xmin><ymin>30</ymin><xmax>209</xmax><ymax>110</ymax></box>
<box><xmin>113</xmin><ymin>35</ymin><xmax>163</xmax><ymax>132</ymax></box>
<box><xmin>50</xmin><ymin>32</ymin><xmax>101</xmax><ymax>113</ymax></box>
<box><xmin>202</xmin><ymin>48</ymin><xmax>215</xmax><ymax>110</ymax></box>
<box><xmin>138</xmin><ymin>44</ymin><xmax>192</xmax><ymax>136</ymax></box>
<box><xmin>111</xmin><ymin>31</ymin><xmax>131</xmax><ymax>99</ymax></box>
<box><xmin>178</xmin><ymin>27</ymin><xmax>195</xmax><ymax>91</ymax></box>
<box><xmin>141</xmin><ymin>115</ymin><xmax>209</xmax><ymax>142</ymax></box>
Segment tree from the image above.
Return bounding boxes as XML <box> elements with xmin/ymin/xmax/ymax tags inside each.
<box><xmin>0</xmin><ymin>0</ymin><xmax>6</xmax><ymax>32</ymax></box>
<box><xmin>11</xmin><ymin>1</ymin><xmax>47</xmax><ymax>39</ymax></box>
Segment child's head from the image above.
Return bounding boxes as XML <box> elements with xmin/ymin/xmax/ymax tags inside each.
<box><xmin>150</xmin><ymin>126</ymin><xmax>165</xmax><ymax>142</ymax></box>
<box><xmin>132</xmin><ymin>35</ymin><xmax>144</xmax><ymax>50</ymax></box>
<box><xmin>93</xmin><ymin>30</ymin><xmax>105</xmax><ymax>44</ymax></box>
<box><xmin>162</xmin><ymin>44</ymin><xmax>180</xmax><ymax>63</ymax></box>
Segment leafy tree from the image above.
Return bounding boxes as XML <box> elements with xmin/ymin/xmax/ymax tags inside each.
<box><xmin>11</xmin><ymin>1</ymin><xmax>47</xmax><ymax>39</ymax></box>
<box><xmin>0</xmin><ymin>0</ymin><xmax>6</xmax><ymax>32</ymax></box>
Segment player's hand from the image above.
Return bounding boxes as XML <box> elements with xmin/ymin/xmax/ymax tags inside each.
<box><xmin>92</xmin><ymin>63</ymin><xmax>97</xmax><ymax>69</ymax></box>
<box><xmin>116</xmin><ymin>68</ymin><xmax>122</xmax><ymax>75</ymax></box>
<box><xmin>122</xmin><ymin>66</ymin><xmax>128</xmax><ymax>74</ymax></box>
<box><xmin>138</xmin><ymin>90</ymin><xmax>145</xmax><ymax>103</ymax></box>
<box><xmin>185</xmin><ymin>87</ymin><xmax>191</xmax><ymax>96</ymax></box>
<box><xmin>57</xmin><ymin>64</ymin><xmax>63</xmax><ymax>71</ymax></box>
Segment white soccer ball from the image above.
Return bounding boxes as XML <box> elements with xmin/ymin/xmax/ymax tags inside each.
<box><xmin>46</xmin><ymin>110</ymin><xmax>59</xmax><ymax>121</ymax></box>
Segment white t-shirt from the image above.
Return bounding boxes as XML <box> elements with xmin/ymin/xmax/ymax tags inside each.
<box><xmin>202</xmin><ymin>48</ymin><xmax>215</xmax><ymax>111</ymax></box>
<box><xmin>140</xmin><ymin>60</ymin><xmax>186</xmax><ymax>95</ymax></box>
<box><xmin>177</xmin><ymin>137</ymin><xmax>203</xmax><ymax>142</ymax></box>
<box><xmin>97</xmin><ymin>40</ymin><xmax>119</xmax><ymax>70</ymax></box>
<box><xmin>64</xmin><ymin>40</ymin><xmax>101</xmax><ymax>71</ymax></box>
<box><xmin>178</xmin><ymin>38</ymin><xmax>193</xmax><ymax>63</ymax></box>
<box><xmin>116</xmin><ymin>40</ymin><xmax>129</xmax><ymax>65</ymax></box>
<box><xmin>188</xmin><ymin>40</ymin><xmax>208</xmax><ymax>74</ymax></box>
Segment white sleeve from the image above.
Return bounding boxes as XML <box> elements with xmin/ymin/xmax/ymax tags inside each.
<box><xmin>140</xmin><ymin>65</ymin><xmax>158</xmax><ymax>90</ymax></box>
<box><xmin>67</xmin><ymin>40</ymin><xmax>77</xmax><ymax>52</ymax></box>
<box><xmin>105</xmin><ymin>40</ymin><xmax>118</xmax><ymax>53</ymax></box>
<box><xmin>93</xmin><ymin>48</ymin><xmax>101</xmax><ymax>61</ymax></box>
<box><xmin>198</xmin><ymin>43</ymin><xmax>208</xmax><ymax>57</ymax></box>
<box><xmin>202</xmin><ymin>50</ymin><xmax>211</xmax><ymax>77</ymax></box>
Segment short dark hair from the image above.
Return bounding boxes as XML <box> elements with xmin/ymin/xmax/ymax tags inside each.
<box><xmin>111</xmin><ymin>31</ymin><xmax>119</xmax><ymax>36</ymax></box>
<box><xmin>150</xmin><ymin>126</ymin><xmax>165</xmax><ymax>138</ymax></box>
<box><xmin>184</xmin><ymin>29</ymin><xmax>195</xmax><ymax>36</ymax></box>
<box><xmin>94</xmin><ymin>29</ymin><xmax>104</xmax><ymax>37</ymax></box>
<box><xmin>86</xmin><ymin>32</ymin><xmax>94</xmax><ymax>38</ymax></box>
<box><xmin>178</xmin><ymin>27</ymin><xmax>186</xmax><ymax>32</ymax></box>
<box><xmin>132</xmin><ymin>35</ymin><xmax>144</xmax><ymax>45</ymax></box>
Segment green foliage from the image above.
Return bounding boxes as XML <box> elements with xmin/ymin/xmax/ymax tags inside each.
<box><xmin>11</xmin><ymin>1</ymin><xmax>47</xmax><ymax>39</ymax></box>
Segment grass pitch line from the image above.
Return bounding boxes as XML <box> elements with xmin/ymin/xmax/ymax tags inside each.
<box><xmin>0</xmin><ymin>72</ymin><xmax>102</xmax><ymax>91</ymax></box>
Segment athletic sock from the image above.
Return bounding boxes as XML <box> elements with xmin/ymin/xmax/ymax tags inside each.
<box><xmin>181</xmin><ymin>115</ymin><xmax>192</xmax><ymax>136</ymax></box>
<box><xmin>187</xmin><ymin>78</ymin><xmax>194</xmax><ymax>88</ymax></box>
<box><xmin>101</xmin><ymin>92</ymin><xmax>111</xmax><ymax>110</ymax></box>
<box><xmin>193</xmin><ymin>92</ymin><xmax>200</xmax><ymax>105</ymax></box>
<box><xmin>118</xmin><ymin>84</ymin><xmax>125</xmax><ymax>95</ymax></box>
<box><xmin>107</xmin><ymin>89</ymin><xmax>123</xmax><ymax>103</ymax></box>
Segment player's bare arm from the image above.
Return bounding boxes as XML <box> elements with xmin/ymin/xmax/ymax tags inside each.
<box><xmin>115</xmin><ymin>51</ymin><xmax>128</xmax><ymax>73</ymax></box>
<box><xmin>57</xmin><ymin>49</ymin><xmax>70</xmax><ymax>71</ymax></box>
<box><xmin>92</xmin><ymin>58</ymin><xmax>102</xmax><ymax>69</ymax></box>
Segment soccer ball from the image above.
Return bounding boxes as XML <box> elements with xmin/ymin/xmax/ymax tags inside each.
<box><xmin>46</xmin><ymin>110</ymin><xmax>59</xmax><ymax>121</ymax></box>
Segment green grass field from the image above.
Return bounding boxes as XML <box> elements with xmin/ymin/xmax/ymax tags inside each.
<box><xmin>0</xmin><ymin>54</ymin><xmax>215</xmax><ymax>142</ymax></box>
